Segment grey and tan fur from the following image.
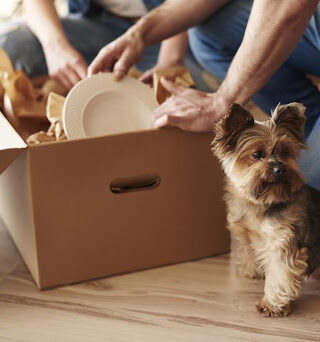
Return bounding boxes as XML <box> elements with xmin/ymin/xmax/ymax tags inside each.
<box><xmin>212</xmin><ymin>102</ymin><xmax>320</xmax><ymax>317</ymax></box>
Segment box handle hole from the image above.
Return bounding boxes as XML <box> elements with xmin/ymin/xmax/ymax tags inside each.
<box><xmin>110</xmin><ymin>173</ymin><xmax>161</xmax><ymax>194</ymax></box>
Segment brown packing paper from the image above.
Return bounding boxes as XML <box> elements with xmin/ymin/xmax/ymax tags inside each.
<box><xmin>46</xmin><ymin>92</ymin><xmax>66</xmax><ymax>141</ymax></box>
<box><xmin>0</xmin><ymin>48</ymin><xmax>11</xmax><ymax>111</ymax></box>
<box><xmin>0</xmin><ymin>48</ymin><xmax>14</xmax><ymax>74</ymax></box>
<box><xmin>2</xmin><ymin>72</ymin><xmax>68</xmax><ymax>121</ymax></box>
<box><xmin>39</xmin><ymin>78</ymin><xmax>68</xmax><ymax>99</ymax></box>
<box><xmin>0</xmin><ymin>82</ymin><xmax>4</xmax><ymax>111</ymax></box>
<box><xmin>26</xmin><ymin>131</ymin><xmax>56</xmax><ymax>144</ymax></box>
<box><xmin>30</xmin><ymin>75</ymin><xmax>67</xmax><ymax>98</ymax></box>
<box><xmin>0</xmin><ymin>48</ymin><xmax>67</xmax><ymax>122</ymax></box>
<box><xmin>27</xmin><ymin>93</ymin><xmax>66</xmax><ymax>145</ymax></box>
<box><xmin>128</xmin><ymin>66</ymin><xmax>143</xmax><ymax>79</ymax></box>
<box><xmin>2</xmin><ymin>70</ymin><xmax>46</xmax><ymax>120</ymax></box>
<box><xmin>153</xmin><ymin>66</ymin><xmax>195</xmax><ymax>104</ymax></box>
<box><xmin>0</xmin><ymin>70</ymin><xmax>49</xmax><ymax>140</ymax></box>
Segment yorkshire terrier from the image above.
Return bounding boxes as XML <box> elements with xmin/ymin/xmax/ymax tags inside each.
<box><xmin>212</xmin><ymin>102</ymin><xmax>320</xmax><ymax>317</ymax></box>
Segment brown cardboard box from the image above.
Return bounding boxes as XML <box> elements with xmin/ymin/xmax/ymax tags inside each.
<box><xmin>0</xmin><ymin>111</ymin><xmax>229</xmax><ymax>289</ymax></box>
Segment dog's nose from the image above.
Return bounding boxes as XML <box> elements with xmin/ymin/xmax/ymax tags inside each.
<box><xmin>272</xmin><ymin>164</ymin><xmax>286</xmax><ymax>175</ymax></box>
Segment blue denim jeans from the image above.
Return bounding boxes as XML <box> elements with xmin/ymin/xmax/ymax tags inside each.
<box><xmin>188</xmin><ymin>0</ymin><xmax>320</xmax><ymax>190</ymax></box>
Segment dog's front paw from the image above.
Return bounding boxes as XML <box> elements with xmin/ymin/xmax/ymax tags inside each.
<box><xmin>256</xmin><ymin>298</ymin><xmax>291</xmax><ymax>317</ymax></box>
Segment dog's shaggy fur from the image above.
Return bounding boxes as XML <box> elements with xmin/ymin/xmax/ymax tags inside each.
<box><xmin>212</xmin><ymin>102</ymin><xmax>320</xmax><ymax>317</ymax></box>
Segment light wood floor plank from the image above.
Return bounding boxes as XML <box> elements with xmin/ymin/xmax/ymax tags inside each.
<box><xmin>0</xmin><ymin>218</ymin><xmax>319</xmax><ymax>341</ymax></box>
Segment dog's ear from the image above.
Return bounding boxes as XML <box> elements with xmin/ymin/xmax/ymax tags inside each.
<box><xmin>272</xmin><ymin>103</ymin><xmax>306</xmax><ymax>144</ymax></box>
<box><xmin>212</xmin><ymin>103</ymin><xmax>254</xmax><ymax>157</ymax></box>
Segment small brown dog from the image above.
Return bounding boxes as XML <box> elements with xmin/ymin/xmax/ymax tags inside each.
<box><xmin>212</xmin><ymin>102</ymin><xmax>320</xmax><ymax>317</ymax></box>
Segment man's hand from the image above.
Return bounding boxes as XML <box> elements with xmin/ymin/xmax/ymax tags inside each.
<box><xmin>44</xmin><ymin>40</ymin><xmax>87</xmax><ymax>90</ymax></box>
<box><xmin>24</xmin><ymin>0</ymin><xmax>88</xmax><ymax>90</ymax></box>
<box><xmin>88</xmin><ymin>29</ymin><xmax>145</xmax><ymax>81</ymax></box>
<box><xmin>87</xmin><ymin>0</ymin><xmax>229</xmax><ymax>81</ymax></box>
<box><xmin>153</xmin><ymin>78</ymin><xmax>230</xmax><ymax>132</ymax></box>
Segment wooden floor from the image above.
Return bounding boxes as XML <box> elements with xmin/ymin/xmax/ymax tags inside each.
<box><xmin>0</xmin><ymin>219</ymin><xmax>320</xmax><ymax>342</ymax></box>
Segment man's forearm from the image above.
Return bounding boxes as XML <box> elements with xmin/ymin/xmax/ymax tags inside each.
<box><xmin>157</xmin><ymin>32</ymin><xmax>188</xmax><ymax>66</ymax></box>
<box><xmin>217</xmin><ymin>0</ymin><xmax>318</xmax><ymax>106</ymax></box>
<box><xmin>134</xmin><ymin>0</ymin><xmax>231</xmax><ymax>46</ymax></box>
<box><xmin>24</xmin><ymin>0</ymin><xmax>68</xmax><ymax>48</ymax></box>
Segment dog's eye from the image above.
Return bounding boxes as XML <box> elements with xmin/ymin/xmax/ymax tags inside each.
<box><xmin>253</xmin><ymin>150</ymin><xmax>265</xmax><ymax>160</ymax></box>
<box><xmin>282</xmin><ymin>148</ymin><xmax>290</xmax><ymax>157</ymax></box>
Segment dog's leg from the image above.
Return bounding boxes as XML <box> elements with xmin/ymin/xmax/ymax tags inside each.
<box><xmin>231</xmin><ymin>229</ymin><xmax>263</xmax><ymax>280</ymax></box>
<box><xmin>256</xmin><ymin>247</ymin><xmax>308</xmax><ymax>317</ymax></box>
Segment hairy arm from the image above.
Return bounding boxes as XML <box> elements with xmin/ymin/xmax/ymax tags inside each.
<box><xmin>217</xmin><ymin>0</ymin><xmax>318</xmax><ymax>106</ymax></box>
<box><xmin>89</xmin><ymin>0</ymin><xmax>318</xmax><ymax>132</ymax></box>
<box><xmin>136</xmin><ymin>0</ymin><xmax>231</xmax><ymax>45</ymax></box>
<box><xmin>24</xmin><ymin>0</ymin><xmax>68</xmax><ymax>48</ymax></box>
<box><xmin>89</xmin><ymin>0</ymin><xmax>231</xmax><ymax>77</ymax></box>
<box><xmin>24</xmin><ymin>0</ymin><xmax>87</xmax><ymax>89</ymax></box>
<box><xmin>157</xmin><ymin>32</ymin><xmax>189</xmax><ymax>66</ymax></box>
<box><xmin>152</xmin><ymin>0</ymin><xmax>319</xmax><ymax>132</ymax></box>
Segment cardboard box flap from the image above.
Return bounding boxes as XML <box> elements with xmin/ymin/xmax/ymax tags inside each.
<box><xmin>0</xmin><ymin>112</ymin><xmax>27</xmax><ymax>174</ymax></box>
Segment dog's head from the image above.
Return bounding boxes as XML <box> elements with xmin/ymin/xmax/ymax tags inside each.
<box><xmin>212</xmin><ymin>103</ymin><xmax>306</xmax><ymax>205</ymax></box>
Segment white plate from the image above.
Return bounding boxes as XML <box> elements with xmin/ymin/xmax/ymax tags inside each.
<box><xmin>63</xmin><ymin>73</ymin><xmax>157</xmax><ymax>140</ymax></box>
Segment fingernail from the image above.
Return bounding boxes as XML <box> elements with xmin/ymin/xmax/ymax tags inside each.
<box><xmin>113</xmin><ymin>73</ymin><xmax>120</xmax><ymax>82</ymax></box>
<box><xmin>153</xmin><ymin>115</ymin><xmax>168</xmax><ymax>128</ymax></box>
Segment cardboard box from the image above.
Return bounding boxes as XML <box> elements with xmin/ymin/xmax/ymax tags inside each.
<box><xmin>0</xmin><ymin>111</ymin><xmax>229</xmax><ymax>289</ymax></box>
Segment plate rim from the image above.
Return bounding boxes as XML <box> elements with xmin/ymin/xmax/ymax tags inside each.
<box><xmin>62</xmin><ymin>73</ymin><xmax>158</xmax><ymax>140</ymax></box>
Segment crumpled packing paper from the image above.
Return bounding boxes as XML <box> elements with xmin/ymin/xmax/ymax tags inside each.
<box><xmin>27</xmin><ymin>92</ymin><xmax>66</xmax><ymax>144</ymax></box>
<box><xmin>153</xmin><ymin>66</ymin><xmax>195</xmax><ymax>104</ymax></box>
<box><xmin>0</xmin><ymin>47</ymin><xmax>67</xmax><ymax>121</ymax></box>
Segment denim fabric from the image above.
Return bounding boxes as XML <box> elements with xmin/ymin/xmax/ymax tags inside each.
<box><xmin>188</xmin><ymin>0</ymin><xmax>320</xmax><ymax>189</ymax></box>
<box><xmin>68</xmin><ymin>0</ymin><xmax>90</xmax><ymax>15</ymax></box>
<box><xmin>142</xmin><ymin>0</ymin><xmax>164</xmax><ymax>11</ymax></box>
<box><xmin>67</xmin><ymin>0</ymin><xmax>164</xmax><ymax>15</ymax></box>
<box><xmin>299</xmin><ymin>116</ymin><xmax>320</xmax><ymax>190</ymax></box>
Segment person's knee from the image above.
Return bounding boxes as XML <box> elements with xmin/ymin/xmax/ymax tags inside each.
<box><xmin>188</xmin><ymin>27</ymin><xmax>230</xmax><ymax>80</ymax></box>
<box><xmin>188</xmin><ymin>0</ymin><xmax>252</xmax><ymax>79</ymax></box>
<box><xmin>0</xmin><ymin>23</ymin><xmax>47</xmax><ymax>76</ymax></box>
<box><xmin>194</xmin><ymin>0</ymin><xmax>251</xmax><ymax>49</ymax></box>
<box><xmin>299</xmin><ymin>117</ymin><xmax>320</xmax><ymax>190</ymax></box>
